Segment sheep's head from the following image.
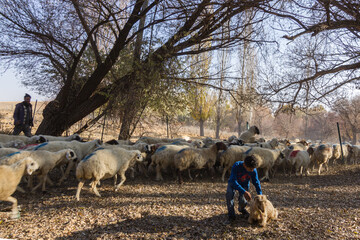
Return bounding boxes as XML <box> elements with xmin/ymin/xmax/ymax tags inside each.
<box><xmin>250</xmin><ymin>126</ymin><xmax>260</xmax><ymax>135</ymax></box>
<box><xmin>215</xmin><ymin>142</ymin><xmax>227</xmax><ymax>151</ymax></box>
<box><xmin>134</xmin><ymin>151</ymin><xmax>143</xmax><ymax>162</ymax></box>
<box><xmin>24</xmin><ymin>157</ymin><xmax>39</xmax><ymax>175</ymax></box>
<box><xmin>66</xmin><ymin>149</ymin><xmax>77</xmax><ymax>162</ymax></box>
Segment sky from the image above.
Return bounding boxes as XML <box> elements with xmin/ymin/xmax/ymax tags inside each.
<box><xmin>0</xmin><ymin>68</ymin><xmax>49</xmax><ymax>102</ymax></box>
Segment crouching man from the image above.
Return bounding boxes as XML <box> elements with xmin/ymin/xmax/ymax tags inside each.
<box><xmin>226</xmin><ymin>154</ymin><xmax>262</xmax><ymax>222</ymax></box>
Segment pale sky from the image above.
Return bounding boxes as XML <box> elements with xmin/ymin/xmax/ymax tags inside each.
<box><xmin>0</xmin><ymin>68</ymin><xmax>49</xmax><ymax>102</ymax></box>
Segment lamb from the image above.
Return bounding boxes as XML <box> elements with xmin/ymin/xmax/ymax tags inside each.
<box><xmin>331</xmin><ymin>144</ymin><xmax>350</xmax><ymax>164</ymax></box>
<box><xmin>38</xmin><ymin>133</ymin><xmax>82</xmax><ymax>142</ymax></box>
<box><xmin>0</xmin><ymin>134</ymin><xmax>47</xmax><ymax>145</ymax></box>
<box><xmin>248</xmin><ymin>195</ymin><xmax>278</xmax><ymax>227</ymax></box>
<box><xmin>150</xmin><ymin>144</ymin><xmax>191</xmax><ymax>181</ymax></box>
<box><xmin>219</xmin><ymin>145</ymin><xmax>252</xmax><ymax>182</ymax></box>
<box><xmin>75</xmin><ymin>148</ymin><xmax>143</xmax><ymax>201</ymax></box>
<box><xmin>347</xmin><ymin>145</ymin><xmax>360</xmax><ymax>164</ymax></box>
<box><xmin>310</xmin><ymin>144</ymin><xmax>333</xmax><ymax>175</ymax></box>
<box><xmin>174</xmin><ymin>142</ymin><xmax>228</xmax><ymax>184</ymax></box>
<box><xmin>0</xmin><ymin>157</ymin><xmax>39</xmax><ymax>219</ymax></box>
<box><xmin>239</xmin><ymin>126</ymin><xmax>260</xmax><ymax>143</ymax></box>
<box><xmin>26</xmin><ymin>139</ymin><xmax>101</xmax><ymax>184</ymax></box>
<box><xmin>282</xmin><ymin>148</ymin><xmax>311</xmax><ymax>177</ymax></box>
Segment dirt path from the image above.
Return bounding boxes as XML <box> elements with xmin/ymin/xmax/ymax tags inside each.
<box><xmin>1</xmin><ymin>164</ymin><xmax>360</xmax><ymax>239</ymax></box>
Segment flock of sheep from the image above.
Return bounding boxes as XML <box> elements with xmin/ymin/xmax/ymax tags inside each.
<box><xmin>0</xmin><ymin>125</ymin><xmax>359</xmax><ymax>220</ymax></box>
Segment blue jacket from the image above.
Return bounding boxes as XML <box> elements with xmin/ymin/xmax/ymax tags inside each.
<box><xmin>13</xmin><ymin>102</ymin><xmax>33</xmax><ymax>126</ymax></box>
<box><xmin>228</xmin><ymin>161</ymin><xmax>262</xmax><ymax>195</ymax></box>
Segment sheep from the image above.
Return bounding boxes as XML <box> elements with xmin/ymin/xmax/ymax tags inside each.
<box><xmin>331</xmin><ymin>144</ymin><xmax>351</xmax><ymax>165</ymax></box>
<box><xmin>26</xmin><ymin>139</ymin><xmax>101</xmax><ymax>184</ymax></box>
<box><xmin>347</xmin><ymin>145</ymin><xmax>360</xmax><ymax>164</ymax></box>
<box><xmin>174</xmin><ymin>142</ymin><xmax>228</xmax><ymax>184</ymax></box>
<box><xmin>0</xmin><ymin>148</ymin><xmax>22</xmax><ymax>158</ymax></box>
<box><xmin>150</xmin><ymin>145</ymin><xmax>191</xmax><ymax>181</ymax></box>
<box><xmin>105</xmin><ymin>139</ymin><xmax>134</xmax><ymax>145</ymax></box>
<box><xmin>75</xmin><ymin>148</ymin><xmax>143</xmax><ymax>201</ymax></box>
<box><xmin>248</xmin><ymin>195</ymin><xmax>278</xmax><ymax>227</ymax></box>
<box><xmin>258</xmin><ymin>138</ymin><xmax>279</xmax><ymax>149</ymax></box>
<box><xmin>38</xmin><ymin>133</ymin><xmax>82</xmax><ymax>142</ymax></box>
<box><xmin>136</xmin><ymin>136</ymin><xmax>185</xmax><ymax>145</ymax></box>
<box><xmin>29</xmin><ymin>149</ymin><xmax>77</xmax><ymax>192</ymax></box>
<box><xmin>239</xmin><ymin>147</ymin><xmax>284</xmax><ymax>182</ymax></box>
<box><xmin>282</xmin><ymin>148</ymin><xmax>311</xmax><ymax>177</ymax></box>
<box><xmin>289</xmin><ymin>140</ymin><xmax>309</xmax><ymax>151</ymax></box>
<box><xmin>0</xmin><ymin>134</ymin><xmax>47</xmax><ymax>145</ymax></box>
<box><xmin>239</xmin><ymin>126</ymin><xmax>260</xmax><ymax>143</ymax></box>
<box><xmin>219</xmin><ymin>145</ymin><xmax>252</xmax><ymax>182</ymax></box>
<box><xmin>0</xmin><ymin>157</ymin><xmax>39</xmax><ymax>219</ymax></box>
<box><xmin>0</xmin><ymin>139</ymin><xmax>26</xmax><ymax>149</ymax></box>
<box><xmin>310</xmin><ymin>144</ymin><xmax>333</xmax><ymax>175</ymax></box>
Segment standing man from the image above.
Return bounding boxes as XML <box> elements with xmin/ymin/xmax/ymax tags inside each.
<box><xmin>225</xmin><ymin>154</ymin><xmax>262</xmax><ymax>222</ymax></box>
<box><xmin>12</xmin><ymin>93</ymin><xmax>34</xmax><ymax>137</ymax></box>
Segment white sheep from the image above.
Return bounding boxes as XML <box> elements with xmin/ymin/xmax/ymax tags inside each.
<box><xmin>0</xmin><ymin>134</ymin><xmax>47</xmax><ymax>145</ymax></box>
<box><xmin>219</xmin><ymin>145</ymin><xmax>252</xmax><ymax>182</ymax></box>
<box><xmin>26</xmin><ymin>139</ymin><xmax>101</xmax><ymax>184</ymax></box>
<box><xmin>0</xmin><ymin>139</ymin><xmax>26</xmax><ymax>149</ymax></box>
<box><xmin>259</xmin><ymin>138</ymin><xmax>279</xmax><ymax>149</ymax></box>
<box><xmin>136</xmin><ymin>136</ymin><xmax>185</xmax><ymax>144</ymax></box>
<box><xmin>239</xmin><ymin>147</ymin><xmax>284</xmax><ymax>182</ymax></box>
<box><xmin>346</xmin><ymin>145</ymin><xmax>360</xmax><ymax>165</ymax></box>
<box><xmin>239</xmin><ymin>126</ymin><xmax>260</xmax><ymax>143</ymax></box>
<box><xmin>38</xmin><ymin>133</ymin><xmax>82</xmax><ymax>142</ymax></box>
<box><xmin>174</xmin><ymin>142</ymin><xmax>228</xmax><ymax>184</ymax></box>
<box><xmin>75</xmin><ymin>148</ymin><xmax>143</xmax><ymax>200</ymax></box>
<box><xmin>310</xmin><ymin>144</ymin><xmax>333</xmax><ymax>175</ymax></box>
<box><xmin>289</xmin><ymin>140</ymin><xmax>309</xmax><ymax>151</ymax></box>
<box><xmin>282</xmin><ymin>148</ymin><xmax>311</xmax><ymax>177</ymax></box>
<box><xmin>0</xmin><ymin>157</ymin><xmax>39</xmax><ymax>219</ymax></box>
<box><xmin>150</xmin><ymin>145</ymin><xmax>191</xmax><ymax>181</ymax></box>
<box><xmin>0</xmin><ymin>148</ymin><xmax>22</xmax><ymax>158</ymax></box>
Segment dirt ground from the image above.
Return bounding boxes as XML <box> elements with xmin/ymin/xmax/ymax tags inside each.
<box><xmin>1</xmin><ymin>164</ymin><xmax>360</xmax><ymax>240</ymax></box>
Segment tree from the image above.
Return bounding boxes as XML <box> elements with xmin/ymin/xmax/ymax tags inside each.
<box><xmin>0</xmin><ymin>0</ymin><xmax>271</xmax><ymax>137</ymax></box>
<box><xmin>332</xmin><ymin>96</ymin><xmax>360</xmax><ymax>144</ymax></box>
<box><xmin>260</xmin><ymin>0</ymin><xmax>360</xmax><ymax>106</ymax></box>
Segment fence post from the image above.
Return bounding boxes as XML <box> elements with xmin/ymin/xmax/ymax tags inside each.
<box><xmin>337</xmin><ymin>122</ymin><xmax>344</xmax><ymax>163</ymax></box>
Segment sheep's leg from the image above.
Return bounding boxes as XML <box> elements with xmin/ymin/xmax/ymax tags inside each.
<box><xmin>178</xmin><ymin>169</ymin><xmax>183</xmax><ymax>184</ymax></box>
<box><xmin>6</xmin><ymin>196</ymin><xmax>20</xmax><ymax>219</ymax></box>
<box><xmin>16</xmin><ymin>186</ymin><xmax>26</xmax><ymax>193</ymax></box>
<box><xmin>221</xmin><ymin>167</ymin><xmax>228</xmax><ymax>182</ymax></box>
<box><xmin>318</xmin><ymin>163</ymin><xmax>322</xmax><ymax>175</ymax></box>
<box><xmin>188</xmin><ymin>169</ymin><xmax>193</xmax><ymax>180</ymax></box>
<box><xmin>91</xmin><ymin>180</ymin><xmax>101</xmax><ymax>197</ymax></box>
<box><xmin>46</xmin><ymin>176</ymin><xmax>54</xmax><ymax>186</ymax></box>
<box><xmin>32</xmin><ymin>175</ymin><xmax>44</xmax><ymax>192</ymax></box>
<box><xmin>115</xmin><ymin>172</ymin><xmax>126</xmax><ymax>191</ymax></box>
<box><xmin>138</xmin><ymin>163</ymin><xmax>149</xmax><ymax>178</ymax></box>
<box><xmin>113</xmin><ymin>174</ymin><xmax>118</xmax><ymax>187</ymax></box>
<box><xmin>76</xmin><ymin>181</ymin><xmax>85</xmax><ymax>201</ymax></box>
<box><xmin>58</xmin><ymin>161</ymin><xmax>74</xmax><ymax>185</ymax></box>
<box><xmin>27</xmin><ymin>175</ymin><xmax>33</xmax><ymax>190</ymax></box>
<box><xmin>41</xmin><ymin>175</ymin><xmax>48</xmax><ymax>192</ymax></box>
<box><xmin>155</xmin><ymin>164</ymin><xmax>163</xmax><ymax>181</ymax></box>
<box><xmin>129</xmin><ymin>167</ymin><xmax>135</xmax><ymax>179</ymax></box>
<box><xmin>248</xmin><ymin>216</ymin><xmax>254</xmax><ymax>224</ymax></box>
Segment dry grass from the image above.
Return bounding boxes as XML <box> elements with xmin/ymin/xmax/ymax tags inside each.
<box><xmin>1</xmin><ymin>164</ymin><xmax>359</xmax><ymax>239</ymax></box>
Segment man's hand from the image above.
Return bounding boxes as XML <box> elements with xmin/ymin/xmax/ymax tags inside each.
<box><xmin>244</xmin><ymin>191</ymin><xmax>252</xmax><ymax>201</ymax></box>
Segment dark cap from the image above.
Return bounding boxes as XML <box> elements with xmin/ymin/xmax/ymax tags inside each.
<box><xmin>24</xmin><ymin>93</ymin><xmax>31</xmax><ymax>98</ymax></box>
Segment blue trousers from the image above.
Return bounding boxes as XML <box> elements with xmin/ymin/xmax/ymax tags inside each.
<box><xmin>226</xmin><ymin>184</ymin><xmax>247</xmax><ymax>218</ymax></box>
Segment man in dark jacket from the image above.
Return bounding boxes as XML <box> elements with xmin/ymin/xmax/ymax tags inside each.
<box><xmin>12</xmin><ymin>93</ymin><xmax>34</xmax><ymax>137</ymax></box>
